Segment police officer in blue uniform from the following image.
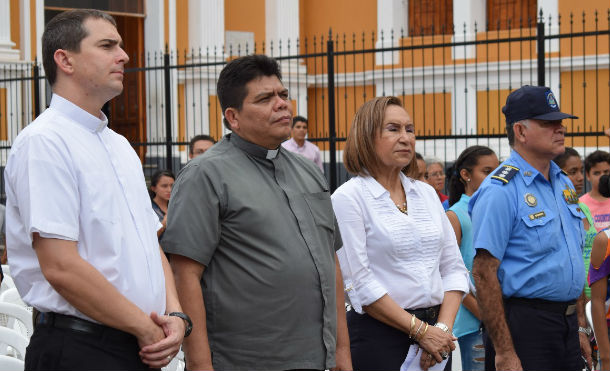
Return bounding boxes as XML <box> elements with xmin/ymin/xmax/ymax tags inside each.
<box><xmin>470</xmin><ymin>85</ymin><xmax>591</xmax><ymax>371</ymax></box>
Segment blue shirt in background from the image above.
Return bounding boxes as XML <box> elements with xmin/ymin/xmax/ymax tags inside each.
<box><xmin>449</xmin><ymin>193</ymin><xmax>480</xmax><ymax>338</ymax></box>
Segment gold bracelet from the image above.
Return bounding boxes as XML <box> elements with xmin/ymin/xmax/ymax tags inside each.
<box><xmin>409</xmin><ymin>315</ymin><xmax>417</xmax><ymax>338</ymax></box>
<box><xmin>414</xmin><ymin>319</ymin><xmax>425</xmax><ymax>339</ymax></box>
<box><xmin>418</xmin><ymin>323</ymin><xmax>429</xmax><ymax>341</ymax></box>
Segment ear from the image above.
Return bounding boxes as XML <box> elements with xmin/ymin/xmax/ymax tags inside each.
<box><xmin>459</xmin><ymin>168</ymin><xmax>470</xmax><ymax>183</ymax></box>
<box><xmin>514</xmin><ymin>122</ymin><xmax>527</xmax><ymax>144</ymax></box>
<box><xmin>53</xmin><ymin>49</ymin><xmax>74</xmax><ymax>76</ymax></box>
<box><xmin>224</xmin><ymin>108</ymin><xmax>240</xmax><ymax>131</ymax></box>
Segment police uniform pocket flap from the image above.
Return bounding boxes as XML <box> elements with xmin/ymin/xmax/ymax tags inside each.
<box><xmin>566</xmin><ymin>203</ymin><xmax>585</xmax><ymax>219</ymax></box>
<box><xmin>521</xmin><ymin>209</ymin><xmax>554</xmax><ymax>227</ymax></box>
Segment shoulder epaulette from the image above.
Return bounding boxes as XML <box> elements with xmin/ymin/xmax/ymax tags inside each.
<box><xmin>491</xmin><ymin>165</ymin><xmax>520</xmax><ymax>185</ymax></box>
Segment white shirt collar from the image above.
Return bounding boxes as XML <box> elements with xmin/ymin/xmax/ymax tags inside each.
<box><xmin>50</xmin><ymin>94</ymin><xmax>108</xmax><ymax>133</ymax></box>
<box><xmin>360</xmin><ymin>171</ymin><xmax>418</xmax><ymax>199</ymax></box>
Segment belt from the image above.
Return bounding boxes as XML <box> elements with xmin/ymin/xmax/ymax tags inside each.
<box><xmin>405</xmin><ymin>305</ymin><xmax>441</xmax><ymax>324</ymax></box>
<box><xmin>35</xmin><ymin>312</ymin><xmax>136</xmax><ymax>343</ymax></box>
<box><xmin>504</xmin><ymin>297</ymin><xmax>577</xmax><ymax>316</ymax></box>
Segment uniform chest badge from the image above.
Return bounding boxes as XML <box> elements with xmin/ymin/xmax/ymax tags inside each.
<box><xmin>563</xmin><ymin>186</ymin><xmax>579</xmax><ymax>204</ymax></box>
<box><xmin>524</xmin><ymin>193</ymin><xmax>537</xmax><ymax>207</ymax></box>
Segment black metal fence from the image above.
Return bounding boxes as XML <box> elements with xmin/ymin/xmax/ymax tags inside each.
<box><xmin>0</xmin><ymin>10</ymin><xmax>609</xmax><ymax>196</ymax></box>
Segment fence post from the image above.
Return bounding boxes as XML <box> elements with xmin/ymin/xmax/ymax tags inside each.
<box><xmin>537</xmin><ymin>16</ymin><xmax>545</xmax><ymax>86</ymax></box>
<box><xmin>32</xmin><ymin>63</ymin><xmax>40</xmax><ymax>118</ymax></box>
<box><xmin>163</xmin><ymin>46</ymin><xmax>173</xmax><ymax>172</ymax></box>
<box><xmin>326</xmin><ymin>32</ymin><xmax>337</xmax><ymax>192</ymax></box>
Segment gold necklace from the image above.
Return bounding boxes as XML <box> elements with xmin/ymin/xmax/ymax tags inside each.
<box><xmin>396</xmin><ymin>202</ymin><xmax>408</xmax><ymax>214</ymax></box>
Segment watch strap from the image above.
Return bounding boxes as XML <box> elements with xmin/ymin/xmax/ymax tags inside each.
<box><xmin>168</xmin><ymin>312</ymin><xmax>193</xmax><ymax>337</ymax></box>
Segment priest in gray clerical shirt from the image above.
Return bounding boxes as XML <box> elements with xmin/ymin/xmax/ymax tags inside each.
<box><xmin>162</xmin><ymin>55</ymin><xmax>352</xmax><ymax>371</ymax></box>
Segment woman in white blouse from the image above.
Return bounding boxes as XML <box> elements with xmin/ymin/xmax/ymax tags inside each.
<box><xmin>332</xmin><ymin>96</ymin><xmax>469</xmax><ymax>371</ymax></box>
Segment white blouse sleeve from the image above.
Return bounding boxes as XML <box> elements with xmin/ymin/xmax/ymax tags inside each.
<box><xmin>436</xmin><ymin>199</ymin><xmax>470</xmax><ymax>294</ymax></box>
<box><xmin>332</xmin><ymin>189</ymin><xmax>388</xmax><ymax>313</ymax></box>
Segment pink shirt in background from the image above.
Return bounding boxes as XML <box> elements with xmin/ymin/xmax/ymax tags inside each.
<box><xmin>579</xmin><ymin>193</ymin><xmax>610</xmax><ymax>231</ymax></box>
<box><xmin>281</xmin><ymin>138</ymin><xmax>324</xmax><ymax>173</ymax></box>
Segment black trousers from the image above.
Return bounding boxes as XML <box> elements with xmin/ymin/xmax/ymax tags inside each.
<box><xmin>25</xmin><ymin>322</ymin><xmax>157</xmax><ymax>371</ymax></box>
<box><xmin>347</xmin><ymin>307</ymin><xmax>440</xmax><ymax>371</ymax></box>
<box><xmin>483</xmin><ymin>299</ymin><xmax>581</xmax><ymax>371</ymax></box>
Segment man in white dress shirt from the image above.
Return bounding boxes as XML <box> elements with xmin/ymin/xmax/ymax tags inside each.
<box><xmin>5</xmin><ymin>9</ymin><xmax>188</xmax><ymax>370</ymax></box>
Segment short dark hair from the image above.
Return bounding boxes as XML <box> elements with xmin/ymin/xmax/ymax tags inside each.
<box><xmin>585</xmin><ymin>150</ymin><xmax>610</xmax><ymax>174</ymax></box>
<box><xmin>292</xmin><ymin>116</ymin><xmax>307</xmax><ymax>127</ymax></box>
<box><xmin>42</xmin><ymin>9</ymin><xmax>117</xmax><ymax>86</ymax></box>
<box><xmin>553</xmin><ymin>147</ymin><xmax>581</xmax><ymax>169</ymax></box>
<box><xmin>216</xmin><ymin>55</ymin><xmax>283</xmax><ymax>130</ymax></box>
<box><xmin>189</xmin><ymin>134</ymin><xmax>216</xmax><ymax>154</ymax></box>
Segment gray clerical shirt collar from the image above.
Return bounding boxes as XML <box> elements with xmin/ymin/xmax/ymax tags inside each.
<box><xmin>229</xmin><ymin>133</ymin><xmax>280</xmax><ymax>160</ymax></box>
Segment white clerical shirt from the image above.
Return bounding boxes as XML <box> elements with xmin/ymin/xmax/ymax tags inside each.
<box><xmin>5</xmin><ymin>94</ymin><xmax>166</xmax><ymax>321</ymax></box>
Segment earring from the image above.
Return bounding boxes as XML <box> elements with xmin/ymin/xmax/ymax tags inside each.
<box><xmin>467</xmin><ymin>178</ymin><xmax>471</xmax><ymax>182</ymax></box>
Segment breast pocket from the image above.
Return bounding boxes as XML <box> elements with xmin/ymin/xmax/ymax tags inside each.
<box><xmin>520</xmin><ymin>208</ymin><xmax>557</xmax><ymax>256</ymax></box>
<box><xmin>303</xmin><ymin>191</ymin><xmax>336</xmax><ymax>252</ymax></box>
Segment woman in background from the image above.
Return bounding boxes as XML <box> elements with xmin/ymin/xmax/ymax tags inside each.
<box><xmin>332</xmin><ymin>96</ymin><xmax>469</xmax><ymax>370</ymax></box>
<box><xmin>446</xmin><ymin>145</ymin><xmax>498</xmax><ymax>371</ymax></box>
<box><xmin>150</xmin><ymin>170</ymin><xmax>175</xmax><ymax>240</ymax></box>
<box><xmin>426</xmin><ymin>160</ymin><xmax>448</xmax><ymax>204</ymax></box>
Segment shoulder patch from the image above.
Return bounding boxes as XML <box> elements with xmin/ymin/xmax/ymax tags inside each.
<box><xmin>491</xmin><ymin>165</ymin><xmax>520</xmax><ymax>185</ymax></box>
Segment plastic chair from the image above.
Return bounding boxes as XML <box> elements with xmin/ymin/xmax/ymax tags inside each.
<box><xmin>0</xmin><ymin>275</ymin><xmax>15</xmax><ymax>293</ymax></box>
<box><xmin>0</xmin><ymin>326</ymin><xmax>28</xmax><ymax>360</ymax></box>
<box><xmin>0</xmin><ymin>354</ymin><xmax>24</xmax><ymax>371</ymax></box>
<box><xmin>0</xmin><ymin>288</ymin><xmax>27</xmax><ymax>309</ymax></box>
<box><xmin>0</xmin><ymin>303</ymin><xmax>33</xmax><ymax>338</ymax></box>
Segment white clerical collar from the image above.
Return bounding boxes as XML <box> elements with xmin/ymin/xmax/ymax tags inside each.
<box><xmin>230</xmin><ymin>133</ymin><xmax>280</xmax><ymax>160</ymax></box>
<box><xmin>49</xmin><ymin>94</ymin><xmax>108</xmax><ymax>133</ymax></box>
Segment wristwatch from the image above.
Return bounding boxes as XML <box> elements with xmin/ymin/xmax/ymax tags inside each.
<box><xmin>168</xmin><ymin>312</ymin><xmax>193</xmax><ymax>337</ymax></box>
<box><xmin>434</xmin><ymin>322</ymin><xmax>450</xmax><ymax>333</ymax></box>
<box><xmin>578</xmin><ymin>326</ymin><xmax>592</xmax><ymax>336</ymax></box>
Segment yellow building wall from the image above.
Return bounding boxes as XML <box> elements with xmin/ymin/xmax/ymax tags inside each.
<box><xmin>225</xmin><ymin>0</ymin><xmax>266</xmax><ymax>53</ymax></box>
<box><xmin>0</xmin><ymin>88</ymin><xmax>6</xmax><ymax>140</ymax></box>
<box><xmin>477</xmin><ymin>89</ymin><xmax>511</xmax><ymax>136</ymax></box>
<box><xmin>299</xmin><ymin>0</ymin><xmax>377</xmax><ymax>74</ymax></box>
<box><xmin>400</xmin><ymin>92</ymin><xmax>452</xmax><ymax>137</ymax></box>
<box><xmin>209</xmin><ymin>95</ymin><xmax>224</xmax><ymax>141</ymax></box>
<box><xmin>559</xmin><ymin>0</ymin><xmax>610</xmax><ymax>57</ymax></box>
<box><xmin>30</xmin><ymin>0</ymin><xmax>36</xmax><ymax>58</ymax></box>
<box><xmin>176</xmin><ymin>0</ymin><xmax>189</xmax><ymax>58</ymax></box>
<box><xmin>10</xmin><ymin>0</ymin><xmax>19</xmax><ymax>52</ymax></box>
<box><xmin>560</xmin><ymin>69</ymin><xmax>610</xmax><ymax>148</ymax></box>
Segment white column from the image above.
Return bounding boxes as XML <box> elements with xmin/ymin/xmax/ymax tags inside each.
<box><xmin>0</xmin><ymin>0</ymin><xmax>19</xmax><ymax>61</ymax></box>
<box><xmin>19</xmin><ymin>0</ymin><xmax>30</xmax><ymax>60</ymax></box>
<box><xmin>183</xmin><ymin>0</ymin><xmax>226</xmax><ymax>139</ymax></box>
<box><xmin>265</xmin><ymin>0</ymin><xmax>299</xmax><ymax>57</ymax></box>
<box><xmin>451</xmin><ymin>0</ymin><xmax>485</xmax><ymax>60</ymax></box>
<box><xmin>376</xmin><ymin>0</ymin><xmax>406</xmax><ymax>65</ymax></box>
<box><xmin>144</xmin><ymin>0</ymin><xmax>166</xmax><ymax>143</ymax></box>
<box><xmin>538</xmin><ymin>0</ymin><xmax>559</xmax><ymax>53</ymax></box>
<box><xmin>189</xmin><ymin>0</ymin><xmax>224</xmax><ymax>52</ymax></box>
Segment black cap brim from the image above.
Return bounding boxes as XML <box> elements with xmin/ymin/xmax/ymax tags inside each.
<box><xmin>531</xmin><ymin>111</ymin><xmax>578</xmax><ymax>121</ymax></box>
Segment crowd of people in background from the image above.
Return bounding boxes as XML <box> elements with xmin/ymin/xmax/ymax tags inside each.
<box><xmin>4</xmin><ymin>8</ymin><xmax>610</xmax><ymax>371</ymax></box>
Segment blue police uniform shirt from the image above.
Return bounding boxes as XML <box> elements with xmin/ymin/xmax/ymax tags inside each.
<box><xmin>469</xmin><ymin>150</ymin><xmax>585</xmax><ymax>301</ymax></box>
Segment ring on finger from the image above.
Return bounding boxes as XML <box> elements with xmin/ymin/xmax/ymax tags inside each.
<box><xmin>427</xmin><ymin>353</ymin><xmax>433</xmax><ymax>359</ymax></box>
<box><xmin>440</xmin><ymin>351</ymin><xmax>448</xmax><ymax>360</ymax></box>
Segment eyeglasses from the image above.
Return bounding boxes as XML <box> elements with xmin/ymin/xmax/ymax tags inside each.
<box><xmin>428</xmin><ymin>172</ymin><xmax>445</xmax><ymax>178</ymax></box>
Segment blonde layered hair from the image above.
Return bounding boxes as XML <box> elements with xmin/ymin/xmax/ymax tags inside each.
<box><xmin>344</xmin><ymin>96</ymin><xmax>418</xmax><ymax>178</ymax></box>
